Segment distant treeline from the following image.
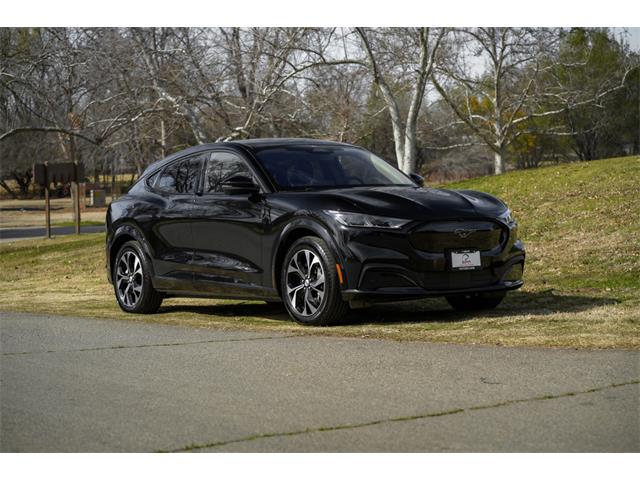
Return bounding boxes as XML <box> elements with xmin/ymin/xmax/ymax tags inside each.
<box><xmin>1</xmin><ymin>27</ymin><xmax>638</xmax><ymax>197</ymax></box>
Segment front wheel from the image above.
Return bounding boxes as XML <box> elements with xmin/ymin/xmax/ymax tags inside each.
<box><xmin>446</xmin><ymin>291</ymin><xmax>505</xmax><ymax>311</ymax></box>
<box><xmin>113</xmin><ymin>240</ymin><xmax>163</xmax><ymax>314</ymax></box>
<box><xmin>281</xmin><ymin>236</ymin><xmax>349</xmax><ymax>326</ymax></box>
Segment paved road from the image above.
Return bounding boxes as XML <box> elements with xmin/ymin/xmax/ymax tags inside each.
<box><xmin>0</xmin><ymin>225</ymin><xmax>104</xmax><ymax>242</ymax></box>
<box><xmin>1</xmin><ymin>312</ymin><xmax>638</xmax><ymax>452</ymax></box>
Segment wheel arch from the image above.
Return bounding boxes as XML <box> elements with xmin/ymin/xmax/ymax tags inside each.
<box><xmin>271</xmin><ymin>218</ymin><xmax>343</xmax><ymax>297</ymax></box>
<box><xmin>108</xmin><ymin>223</ymin><xmax>155</xmax><ymax>283</ymax></box>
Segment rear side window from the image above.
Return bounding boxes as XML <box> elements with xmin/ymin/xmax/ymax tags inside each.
<box><xmin>156</xmin><ymin>156</ymin><xmax>202</xmax><ymax>194</ymax></box>
<box><xmin>204</xmin><ymin>151</ymin><xmax>255</xmax><ymax>193</ymax></box>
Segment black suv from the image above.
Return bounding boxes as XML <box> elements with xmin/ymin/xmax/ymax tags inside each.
<box><xmin>106</xmin><ymin>139</ymin><xmax>525</xmax><ymax>325</ymax></box>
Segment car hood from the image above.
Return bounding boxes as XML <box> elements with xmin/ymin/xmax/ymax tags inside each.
<box><xmin>313</xmin><ymin>186</ymin><xmax>507</xmax><ymax>220</ymax></box>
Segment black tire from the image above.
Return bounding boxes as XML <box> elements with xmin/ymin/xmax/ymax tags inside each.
<box><xmin>280</xmin><ymin>236</ymin><xmax>349</xmax><ymax>326</ymax></box>
<box><xmin>113</xmin><ymin>240</ymin><xmax>163</xmax><ymax>314</ymax></box>
<box><xmin>446</xmin><ymin>291</ymin><xmax>505</xmax><ymax>311</ymax></box>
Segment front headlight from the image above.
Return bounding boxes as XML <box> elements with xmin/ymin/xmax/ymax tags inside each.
<box><xmin>499</xmin><ymin>209</ymin><xmax>516</xmax><ymax>225</ymax></box>
<box><xmin>324</xmin><ymin>210</ymin><xmax>410</xmax><ymax>229</ymax></box>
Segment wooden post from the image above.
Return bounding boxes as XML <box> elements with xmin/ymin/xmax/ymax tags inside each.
<box><xmin>73</xmin><ymin>162</ymin><xmax>81</xmax><ymax>235</ymax></box>
<box><xmin>111</xmin><ymin>156</ymin><xmax>116</xmax><ymax>201</ymax></box>
<box><xmin>44</xmin><ymin>162</ymin><xmax>51</xmax><ymax>239</ymax></box>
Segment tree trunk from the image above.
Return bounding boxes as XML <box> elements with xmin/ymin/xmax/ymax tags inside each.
<box><xmin>11</xmin><ymin>169</ymin><xmax>33</xmax><ymax>198</ymax></box>
<box><xmin>494</xmin><ymin>148</ymin><xmax>506</xmax><ymax>175</ymax></box>
<box><xmin>401</xmin><ymin>129</ymin><xmax>418</xmax><ymax>174</ymax></box>
<box><xmin>0</xmin><ymin>179</ymin><xmax>18</xmax><ymax>199</ymax></box>
<box><xmin>159</xmin><ymin>118</ymin><xmax>167</xmax><ymax>157</ymax></box>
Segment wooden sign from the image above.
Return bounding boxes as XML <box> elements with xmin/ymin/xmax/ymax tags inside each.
<box><xmin>33</xmin><ymin>162</ymin><xmax>84</xmax><ymax>186</ymax></box>
<box><xmin>32</xmin><ymin>162</ymin><xmax>85</xmax><ymax>237</ymax></box>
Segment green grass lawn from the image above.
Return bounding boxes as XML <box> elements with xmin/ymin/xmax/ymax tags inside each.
<box><xmin>1</xmin><ymin>156</ymin><xmax>638</xmax><ymax>348</ymax></box>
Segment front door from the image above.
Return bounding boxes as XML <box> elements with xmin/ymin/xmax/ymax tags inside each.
<box><xmin>190</xmin><ymin>150</ymin><xmax>270</xmax><ymax>298</ymax></box>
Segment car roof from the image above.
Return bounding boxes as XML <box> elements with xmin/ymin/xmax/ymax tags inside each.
<box><xmin>141</xmin><ymin>138</ymin><xmax>356</xmax><ymax>177</ymax></box>
<box><xmin>228</xmin><ymin>138</ymin><xmax>351</xmax><ymax>149</ymax></box>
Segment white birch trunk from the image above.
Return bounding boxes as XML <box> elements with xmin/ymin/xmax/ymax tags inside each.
<box><xmin>391</xmin><ymin>122</ymin><xmax>405</xmax><ymax>170</ymax></box>
<box><xmin>494</xmin><ymin>149</ymin><xmax>506</xmax><ymax>175</ymax></box>
<box><xmin>357</xmin><ymin>28</ymin><xmax>443</xmax><ymax>175</ymax></box>
<box><xmin>401</xmin><ymin>129</ymin><xmax>417</xmax><ymax>174</ymax></box>
<box><xmin>159</xmin><ymin>118</ymin><xmax>167</xmax><ymax>157</ymax></box>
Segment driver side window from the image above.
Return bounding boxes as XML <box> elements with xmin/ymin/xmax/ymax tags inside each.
<box><xmin>204</xmin><ymin>151</ymin><xmax>255</xmax><ymax>193</ymax></box>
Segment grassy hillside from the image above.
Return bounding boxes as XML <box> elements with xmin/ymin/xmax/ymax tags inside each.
<box><xmin>446</xmin><ymin>156</ymin><xmax>640</xmax><ymax>295</ymax></box>
<box><xmin>1</xmin><ymin>156</ymin><xmax>638</xmax><ymax>348</ymax></box>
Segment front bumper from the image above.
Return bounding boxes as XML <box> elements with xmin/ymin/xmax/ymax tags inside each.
<box><xmin>335</xmin><ymin>219</ymin><xmax>525</xmax><ymax>302</ymax></box>
<box><xmin>341</xmin><ymin>276</ymin><xmax>523</xmax><ymax>303</ymax></box>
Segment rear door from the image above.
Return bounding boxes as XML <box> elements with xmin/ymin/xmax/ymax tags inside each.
<box><xmin>148</xmin><ymin>153</ymin><xmax>203</xmax><ymax>290</ymax></box>
<box><xmin>190</xmin><ymin>150</ymin><xmax>270</xmax><ymax>298</ymax></box>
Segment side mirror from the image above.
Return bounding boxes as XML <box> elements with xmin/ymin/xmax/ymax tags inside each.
<box><xmin>221</xmin><ymin>174</ymin><xmax>260</xmax><ymax>196</ymax></box>
<box><xmin>409</xmin><ymin>172</ymin><xmax>425</xmax><ymax>187</ymax></box>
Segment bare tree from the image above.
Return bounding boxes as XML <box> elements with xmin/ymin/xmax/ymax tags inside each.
<box><xmin>1</xmin><ymin>28</ymin><xmax>166</xmax><ymax>176</ymax></box>
<box><xmin>433</xmin><ymin>27</ymin><xmax>636</xmax><ymax>174</ymax></box>
<box><xmin>130</xmin><ymin>28</ymin><xmax>351</xmax><ymax>143</ymax></box>
<box><xmin>355</xmin><ymin>27</ymin><xmax>446</xmax><ymax>173</ymax></box>
<box><xmin>431</xmin><ymin>28</ymin><xmax>556</xmax><ymax>174</ymax></box>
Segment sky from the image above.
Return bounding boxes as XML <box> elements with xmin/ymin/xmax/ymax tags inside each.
<box><xmin>618</xmin><ymin>27</ymin><xmax>640</xmax><ymax>51</ymax></box>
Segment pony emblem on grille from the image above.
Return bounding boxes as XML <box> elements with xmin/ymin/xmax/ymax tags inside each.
<box><xmin>454</xmin><ymin>228</ymin><xmax>475</xmax><ymax>239</ymax></box>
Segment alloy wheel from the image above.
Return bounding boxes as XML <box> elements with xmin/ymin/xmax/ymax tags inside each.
<box><xmin>116</xmin><ymin>250</ymin><xmax>143</xmax><ymax>308</ymax></box>
<box><xmin>286</xmin><ymin>249</ymin><xmax>325</xmax><ymax>316</ymax></box>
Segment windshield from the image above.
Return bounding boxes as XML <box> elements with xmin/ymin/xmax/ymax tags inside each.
<box><xmin>253</xmin><ymin>145</ymin><xmax>415</xmax><ymax>190</ymax></box>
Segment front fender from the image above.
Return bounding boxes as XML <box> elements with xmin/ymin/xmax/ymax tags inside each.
<box><xmin>270</xmin><ymin>215</ymin><xmax>346</xmax><ymax>292</ymax></box>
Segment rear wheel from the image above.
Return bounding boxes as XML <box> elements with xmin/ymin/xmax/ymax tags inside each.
<box><xmin>114</xmin><ymin>240</ymin><xmax>163</xmax><ymax>314</ymax></box>
<box><xmin>446</xmin><ymin>291</ymin><xmax>505</xmax><ymax>311</ymax></box>
<box><xmin>281</xmin><ymin>236</ymin><xmax>349</xmax><ymax>326</ymax></box>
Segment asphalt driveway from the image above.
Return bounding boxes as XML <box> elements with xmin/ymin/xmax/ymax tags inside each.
<box><xmin>1</xmin><ymin>311</ymin><xmax>638</xmax><ymax>452</ymax></box>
